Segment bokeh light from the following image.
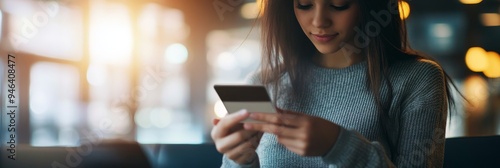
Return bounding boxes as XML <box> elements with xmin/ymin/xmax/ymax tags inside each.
<box><xmin>480</xmin><ymin>13</ymin><xmax>500</xmax><ymax>27</ymax></box>
<box><xmin>216</xmin><ymin>52</ymin><xmax>237</xmax><ymax>70</ymax></box>
<box><xmin>135</xmin><ymin>108</ymin><xmax>153</xmax><ymax>128</ymax></box>
<box><xmin>150</xmin><ymin>108</ymin><xmax>173</xmax><ymax>128</ymax></box>
<box><xmin>399</xmin><ymin>1</ymin><xmax>410</xmax><ymax>20</ymax></box>
<box><xmin>86</xmin><ymin>63</ymin><xmax>107</xmax><ymax>86</ymax></box>
<box><xmin>465</xmin><ymin>47</ymin><xmax>488</xmax><ymax>72</ymax></box>
<box><xmin>463</xmin><ymin>75</ymin><xmax>488</xmax><ymax>116</ymax></box>
<box><xmin>459</xmin><ymin>0</ymin><xmax>482</xmax><ymax>5</ymax></box>
<box><xmin>484</xmin><ymin>51</ymin><xmax>500</xmax><ymax>78</ymax></box>
<box><xmin>240</xmin><ymin>1</ymin><xmax>264</xmax><ymax>19</ymax></box>
<box><xmin>241</xmin><ymin>2</ymin><xmax>259</xmax><ymax>19</ymax></box>
<box><xmin>164</xmin><ymin>43</ymin><xmax>189</xmax><ymax>65</ymax></box>
<box><xmin>432</xmin><ymin>23</ymin><xmax>453</xmax><ymax>38</ymax></box>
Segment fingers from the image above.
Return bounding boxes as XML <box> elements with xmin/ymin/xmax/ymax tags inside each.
<box><xmin>244</xmin><ymin>123</ymin><xmax>296</xmax><ymax>138</ymax></box>
<box><xmin>225</xmin><ymin>137</ymin><xmax>257</xmax><ymax>156</ymax></box>
<box><xmin>216</xmin><ymin>130</ymin><xmax>257</xmax><ymax>153</ymax></box>
<box><xmin>276</xmin><ymin>136</ymin><xmax>301</xmax><ymax>149</ymax></box>
<box><xmin>212</xmin><ymin>109</ymin><xmax>250</xmax><ymax>139</ymax></box>
<box><xmin>226</xmin><ymin>140</ymin><xmax>258</xmax><ymax>164</ymax></box>
<box><xmin>248</xmin><ymin>112</ymin><xmax>300</xmax><ymax>127</ymax></box>
<box><xmin>219</xmin><ymin>131</ymin><xmax>260</xmax><ymax>165</ymax></box>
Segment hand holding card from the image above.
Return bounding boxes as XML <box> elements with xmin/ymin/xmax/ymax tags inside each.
<box><xmin>214</xmin><ymin>85</ymin><xmax>276</xmax><ymax>123</ymax></box>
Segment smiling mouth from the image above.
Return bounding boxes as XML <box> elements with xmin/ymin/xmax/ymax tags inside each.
<box><xmin>312</xmin><ymin>33</ymin><xmax>338</xmax><ymax>43</ymax></box>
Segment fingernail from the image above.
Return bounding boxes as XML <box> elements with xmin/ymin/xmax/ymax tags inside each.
<box><xmin>249</xmin><ymin>113</ymin><xmax>257</xmax><ymax>118</ymax></box>
<box><xmin>238</xmin><ymin>109</ymin><xmax>248</xmax><ymax>115</ymax></box>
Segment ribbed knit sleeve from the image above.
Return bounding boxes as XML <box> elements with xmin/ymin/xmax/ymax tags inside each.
<box><xmin>392</xmin><ymin>60</ymin><xmax>447</xmax><ymax>167</ymax></box>
<box><xmin>321</xmin><ymin>59</ymin><xmax>447</xmax><ymax>167</ymax></box>
<box><xmin>221</xmin><ymin>154</ymin><xmax>260</xmax><ymax>168</ymax></box>
<box><xmin>321</xmin><ymin>128</ymin><xmax>394</xmax><ymax>167</ymax></box>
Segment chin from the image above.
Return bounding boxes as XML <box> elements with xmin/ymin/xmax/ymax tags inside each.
<box><xmin>314</xmin><ymin>45</ymin><xmax>342</xmax><ymax>55</ymax></box>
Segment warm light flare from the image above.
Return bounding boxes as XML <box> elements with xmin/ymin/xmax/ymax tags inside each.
<box><xmin>459</xmin><ymin>0</ymin><xmax>482</xmax><ymax>5</ymax></box>
<box><xmin>463</xmin><ymin>75</ymin><xmax>488</xmax><ymax>115</ymax></box>
<box><xmin>240</xmin><ymin>0</ymin><xmax>264</xmax><ymax>19</ymax></box>
<box><xmin>241</xmin><ymin>3</ymin><xmax>258</xmax><ymax>19</ymax></box>
<box><xmin>399</xmin><ymin>1</ymin><xmax>410</xmax><ymax>20</ymax></box>
<box><xmin>484</xmin><ymin>51</ymin><xmax>500</xmax><ymax>78</ymax></box>
<box><xmin>480</xmin><ymin>13</ymin><xmax>500</xmax><ymax>27</ymax></box>
<box><xmin>465</xmin><ymin>47</ymin><xmax>488</xmax><ymax>72</ymax></box>
<box><xmin>89</xmin><ymin>3</ymin><xmax>133</xmax><ymax>65</ymax></box>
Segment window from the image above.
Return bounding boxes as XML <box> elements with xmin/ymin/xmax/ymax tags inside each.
<box><xmin>5</xmin><ymin>0</ymin><xmax>83</xmax><ymax>60</ymax></box>
<box><xmin>30</xmin><ymin>62</ymin><xmax>80</xmax><ymax>146</ymax></box>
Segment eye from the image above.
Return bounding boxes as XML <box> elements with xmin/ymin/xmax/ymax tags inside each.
<box><xmin>330</xmin><ymin>4</ymin><xmax>350</xmax><ymax>10</ymax></box>
<box><xmin>296</xmin><ymin>3</ymin><xmax>313</xmax><ymax>10</ymax></box>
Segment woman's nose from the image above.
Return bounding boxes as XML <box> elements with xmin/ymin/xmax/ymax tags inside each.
<box><xmin>312</xmin><ymin>7</ymin><xmax>332</xmax><ymax>28</ymax></box>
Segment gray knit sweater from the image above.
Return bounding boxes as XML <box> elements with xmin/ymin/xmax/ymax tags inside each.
<box><xmin>221</xmin><ymin>58</ymin><xmax>448</xmax><ymax>168</ymax></box>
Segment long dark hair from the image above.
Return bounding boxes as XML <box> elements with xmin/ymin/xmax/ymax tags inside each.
<box><xmin>258</xmin><ymin>0</ymin><xmax>462</xmax><ymax>157</ymax></box>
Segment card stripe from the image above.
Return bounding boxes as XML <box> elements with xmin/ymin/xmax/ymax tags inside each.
<box><xmin>214</xmin><ymin>85</ymin><xmax>272</xmax><ymax>102</ymax></box>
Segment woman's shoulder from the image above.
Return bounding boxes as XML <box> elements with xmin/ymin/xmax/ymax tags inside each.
<box><xmin>388</xmin><ymin>55</ymin><xmax>446</xmax><ymax>87</ymax></box>
<box><xmin>392</xmin><ymin>57</ymin><xmax>442</xmax><ymax>72</ymax></box>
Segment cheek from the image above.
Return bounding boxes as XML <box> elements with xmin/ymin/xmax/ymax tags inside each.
<box><xmin>294</xmin><ymin>11</ymin><xmax>311</xmax><ymax>32</ymax></box>
<box><xmin>337</xmin><ymin>11</ymin><xmax>361</xmax><ymax>39</ymax></box>
<box><xmin>348</xmin><ymin>7</ymin><xmax>361</xmax><ymax>29</ymax></box>
<box><xmin>349</xmin><ymin>12</ymin><xmax>361</xmax><ymax>29</ymax></box>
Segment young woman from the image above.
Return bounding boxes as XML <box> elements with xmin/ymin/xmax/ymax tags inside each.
<box><xmin>212</xmin><ymin>0</ymin><xmax>456</xmax><ymax>167</ymax></box>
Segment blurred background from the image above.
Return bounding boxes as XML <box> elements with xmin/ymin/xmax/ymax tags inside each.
<box><xmin>0</xmin><ymin>0</ymin><xmax>498</xmax><ymax>166</ymax></box>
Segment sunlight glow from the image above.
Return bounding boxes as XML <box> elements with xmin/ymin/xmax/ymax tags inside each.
<box><xmin>240</xmin><ymin>1</ymin><xmax>264</xmax><ymax>19</ymax></box>
<box><xmin>164</xmin><ymin>43</ymin><xmax>188</xmax><ymax>64</ymax></box>
<box><xmin>241</xmin><ymin>2</ymin><xmax>259</xmax><ymax>19</ymax></box>
<box><xmin>86</xmin><ymin>63</ymin><xmax>107</xmax><ymax>86</ymax></box>
<box><xmin>89</xmin><ymin>2</ymin><xmax>133</xmax><ymax>65</ymax></box>
<box><xmin>216</xmin><ymin>52</ymin><xmax>237</xmax><ymax>70</ymax></box>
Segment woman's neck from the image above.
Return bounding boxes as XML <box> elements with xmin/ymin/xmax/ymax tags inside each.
<box><xmin>312</xmin><ymin>48</ymin><xmax>364</xmax><ymax>69</ymax></box>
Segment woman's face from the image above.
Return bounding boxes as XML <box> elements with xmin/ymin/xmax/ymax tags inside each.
<box><xmin>294</xmin><ymin>0</ymin><xmax>361</xmax><ymax>55</ymax></box>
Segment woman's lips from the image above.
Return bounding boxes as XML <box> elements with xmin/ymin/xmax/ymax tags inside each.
<box><xmin>312</xmin><ymin>33</ymin><xmax>338</xmax><ymax>43</ymax></box>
